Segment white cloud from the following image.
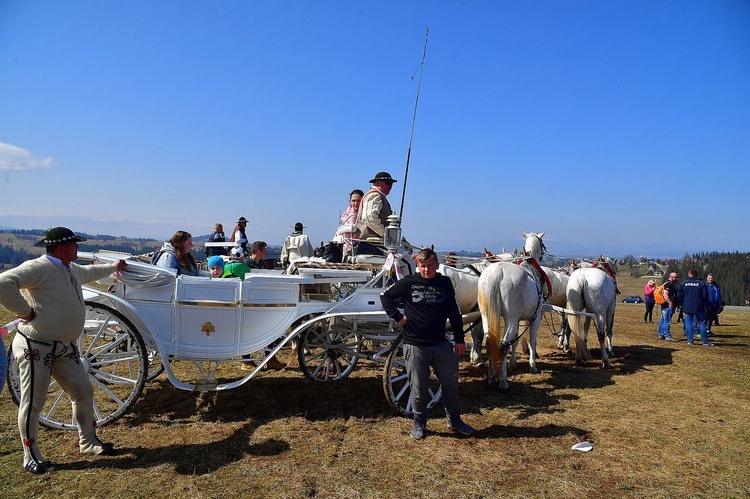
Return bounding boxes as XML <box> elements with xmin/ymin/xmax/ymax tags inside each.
<box><xmin>0</xmin><ymin>142</ymin><xmax>54</xmax><ymax>173</ymax></box>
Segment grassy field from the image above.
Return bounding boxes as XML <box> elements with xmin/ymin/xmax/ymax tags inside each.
<box><xmin>1</xmin><ymin>271</ymin><xmax>749</xmax><ymax>497</ymax></box>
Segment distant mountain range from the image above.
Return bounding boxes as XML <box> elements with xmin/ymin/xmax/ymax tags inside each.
<box><xmin>0</xmin><ymin>226</ymin><xmax>722</xmax><ymax>260</ymax></box>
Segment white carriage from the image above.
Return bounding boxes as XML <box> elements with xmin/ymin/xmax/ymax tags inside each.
<box><xmin>5</xmin><ymin>238</ymin><xmax>458</xmax><ymax>430</ymax></box>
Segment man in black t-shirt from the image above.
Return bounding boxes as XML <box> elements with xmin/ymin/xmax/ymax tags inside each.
<box><xmin>658</xmin><ymin>272</ymin><xmax>679</xmax><ymax>341</ymax></box>
<box><xmin>381</xmin><ymin>248</ymin><xmax>474</xmax><ymax>440</ymax></box>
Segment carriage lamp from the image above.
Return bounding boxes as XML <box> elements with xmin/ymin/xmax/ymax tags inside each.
<box><xmin>385</xmin><ymin>214</ymin><xmax>402</xmax><ymax>253</ymax></box>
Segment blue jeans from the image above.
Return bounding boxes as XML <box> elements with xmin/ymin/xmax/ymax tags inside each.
<box><xmin>658</xmin><ymin>306</ymin><xmax>674</xmax><ymax>339</ymax></box>
<box><xmin>683</xmin><ymin>312</ymin><xmax>708</xmax><ymax>344</ymax></box>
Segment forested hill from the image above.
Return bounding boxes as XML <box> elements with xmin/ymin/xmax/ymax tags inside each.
<box><xmin>0</xmin><ymin>229</ymin><xmax>162</xmax><ymax>268</ymax></box>
<box><xmin>664</xmin><ymin>252</ymin><xmax>750</xmax><ymax>306</ymax></box>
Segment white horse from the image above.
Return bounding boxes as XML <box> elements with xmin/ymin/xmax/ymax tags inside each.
<box><xmin>565</xmin><ymin>267</ymin><xmax>617</xmax><ymax>368</ymax></box>
<box><xmin>437</xmin><ymin>263</ymin><xmax>484</xmax><ymax>364</ymax></box>
<box><xmin>442</xmin><ymin>252</ymin><xmax>517</xmax><ymax>366</ymax></box>
<box><xmin>477</xmin><ymin>260</ymin><xmax>545</xmax><ymax>389</ymax></box>
<box><xmin>521</xmin><ymin>231</ymin><xmax>571</xmax><ymax>351</ymax></box>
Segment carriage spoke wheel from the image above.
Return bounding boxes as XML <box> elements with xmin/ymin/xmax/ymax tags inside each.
<box><xmin>382</xmin><ymin>334</ymin><xmax>442</xmax><ymax>417</ymax></box>
<box><xmin>298</xmin><ymin>317</ymin><xmax>362</xmax><ymax>381</ymax></box>
<box><xmin>7</xmin><ymin>302</ymin><xmax>148</xmax><ymax>430</ymax></box>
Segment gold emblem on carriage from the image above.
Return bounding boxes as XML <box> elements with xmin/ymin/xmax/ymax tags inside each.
<box><xmin>202</xmin><ymin>322</ymin><xmax>216</xmax><ymax>337</ymax></box>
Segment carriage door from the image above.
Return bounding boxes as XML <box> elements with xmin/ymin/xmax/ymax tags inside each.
<box><xmin>174</xmin><ymin>277</ymin><xmax>241</xmax><ymax>358</ymax></box>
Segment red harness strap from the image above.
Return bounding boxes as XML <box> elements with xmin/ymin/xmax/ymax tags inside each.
<box><xmin>593</xmin><ymin>261</ymin><xmax>622</xmax><ymax>295</ymax></box>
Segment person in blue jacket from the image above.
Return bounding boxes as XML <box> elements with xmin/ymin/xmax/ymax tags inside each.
<box><xmin>705</xmin><ymin>274</ymin><xmax>722</xmax><ymax>334</ymax></box>
<box><xmin>676</xmin><ymin>269</ymin><xmax>711</xmax><ymax>346</ymax></box>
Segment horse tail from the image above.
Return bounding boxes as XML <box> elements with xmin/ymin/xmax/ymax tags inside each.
<box><xmin>477</xmin><ymin>265</ymin><xmax>506</xmax><ymax>377</ymax></box>
<box><xmin>566</xmin><ymin>275</ymin><xmax>593</xmax><ymax>361</ymax></box>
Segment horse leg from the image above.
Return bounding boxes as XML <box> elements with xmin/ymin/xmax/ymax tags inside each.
<box><xmin>559</xmin><ymin>315</ymin><xmax>571</xmax><ymax>353</ymax></box>
<box><xmin>575</xmin><ymin>316</ymin><xmax>592</xmax><ymax>366</ymax></box>
<box><xmin>606</xmin><ymin>303</ymin><xmax>616</xmax><ymax>358</ymax></box>
<box><xmin>470</xmin><ymin>324</ymin><xmax>484</xmax><ymax>367</ymax></box>
<box><xmin>527</xmin><ymin>321</ymin><xmax>539</xmax><ymax>375</ymax></box>
<box><xmin>499</xmin><ymin>322</ymin><xmax>519</xmax><ymax>390</ymax></box>
<box><xmin>597</xmin><ymin>316</ymin><xmax>611</xmax><ymax>369</ymax></box>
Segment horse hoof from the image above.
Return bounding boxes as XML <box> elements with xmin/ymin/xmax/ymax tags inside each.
<box><xmin>499</xmin><ymin>381</ymin><xmax>509</xmax><ymax>390</ymax></box>
<box><xmin>576</xmin><ymin>359</ymin><xmax>585</xmax><ymax>367</ymax></box>
<box><xmin>530</xmin><ymin>367</ymin><xmax>539</xmax><ymax>374</ymax></box>
<box><xmin>602</xmin><ymin>361</ymin><xmax>612</xmax><ymax>369</ymax></box>
<box><xmin>488</xmin><ymin>379</ymin><xmax>499</xmax><ymax>390</ymax></box>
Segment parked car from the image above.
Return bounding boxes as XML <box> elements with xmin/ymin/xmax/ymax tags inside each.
<box><xmin>622</xmin><ymin>295</ymin><xmax>643</xmax><ymax>304</ymax></box>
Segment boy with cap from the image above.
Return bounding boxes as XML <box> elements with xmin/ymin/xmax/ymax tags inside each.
<box><xmin>0</xmin><ymin>227</ymin><xmax>127</xmax><ymax>474</ymax></box>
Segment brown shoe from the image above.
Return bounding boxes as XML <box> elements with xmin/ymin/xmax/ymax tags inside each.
<box><xmin>241</xmin><ymin>361</ymin><xmax>257</xmax><ymax>371</ymax></box>
<box><xmin>264</xmin><ymin>356</ymin><xmax>287</xmax><ymax>370</ymax></box>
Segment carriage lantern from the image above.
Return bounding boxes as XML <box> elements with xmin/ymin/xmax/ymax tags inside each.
<box><xmin>384</xmin><ymin>214</ymin><xmax>402</xmax><ymax>253</ymax></box>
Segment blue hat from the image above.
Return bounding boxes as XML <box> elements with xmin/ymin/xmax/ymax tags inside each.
<box><xmin>207</xmin><ymin>256</ymin><xmax>225</xmax><ymax>269</ymax></box>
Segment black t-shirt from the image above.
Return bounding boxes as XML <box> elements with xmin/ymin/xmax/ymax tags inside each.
<box><xmin>380</xmin><ymin>273</ymin><xmax>464</xmax><ymax>347</ymax></box>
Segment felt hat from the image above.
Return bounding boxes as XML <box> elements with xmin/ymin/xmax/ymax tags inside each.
<box><xmin>369</xmin><ymin>171</ymin><xmax>398</xmax><ymax>184</ymax></box>
<box><xmin>35</xmin><ymin>227</ymin><xmax>87</xmax><ymax>247</ymax></box>
<box><xmin>293</xmin><ymin>222</ymin><xmax>305</xmax><ymax>231</ymax></box>
<box><xmin>207</xmin><ymin>256</ymin><xmax>225</xmax><ymax>269</ymax></box>
<box><xmin>237</xmin><ymin>216</ymin><xmax>248</xmax><ymax>224</ymax></box>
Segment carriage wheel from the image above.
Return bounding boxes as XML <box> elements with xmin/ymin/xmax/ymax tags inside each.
<box><xmin>7</xmin><ymin>302</ymin><xmax>148</xmax><ymax>430</ymax></box>
<box><xmin>382</xmin><ymin>334</ymin><xmax>442</xmax><ymax>417</ymax></box>
<box><xmin>297</xmin><ymin>316</ymin><xmax>362</xmax><ymax>381</ymax></box>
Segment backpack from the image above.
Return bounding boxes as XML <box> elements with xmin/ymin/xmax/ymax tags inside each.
<box><xmin>150</xmin><ymin>250</ymin><xmax>164</xmax><ymax>265</ymax></box>
<box><xmin>653</xmin><ymin>283</ymin><xmax>667</xmax><ymax>305</ymax></box>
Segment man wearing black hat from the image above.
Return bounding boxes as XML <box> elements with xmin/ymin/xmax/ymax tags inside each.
<box><xmin>356</xmin><ymin>171</ymin><xmax>397</xmax><ymax>245</ymax></box>
<box><xmin>231</xmin><ymin>216</ymin><xmax>249</xmax><ymax>255</ymax></box>
<box><xmin>0</xmin><ymin>227</ymin><xmax>127</xmax><ymax>474</ymax></box>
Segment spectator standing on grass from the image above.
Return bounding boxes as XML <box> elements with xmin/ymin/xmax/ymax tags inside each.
<box><xmin>0</xmin><ymin>227</ymin><xmax>125</xmax><ymax>474</ymax></box>
<box><xmin>657</xmin><ymin>272</ymin><xmax>679</xmax><ymax>342</ymax></box>
<box><xmin>676</xmin><ymin>269</ymin><xmax>712</xmax><ymax>346</ymax></box>
<box><xmin>643</xmin><ymin>279</ymin><xmax>656</xmax><ymax>323</ymax></box>
<box><xmin>380</xmin><ymin>247</ymin><xmax>474</xmax><ymax>440</ymax></box>
<box><xmin>705</xmin><ymin>274</ymin><xmax>722</xmax><ymax>333</ymax></box>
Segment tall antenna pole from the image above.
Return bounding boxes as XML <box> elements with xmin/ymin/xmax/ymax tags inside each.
<box><xmin>399</xmin><ymin>27</ymin><xmax>429</xmax><ymax>220</ymax></box>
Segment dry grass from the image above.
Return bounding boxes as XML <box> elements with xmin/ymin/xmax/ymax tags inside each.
<box><xmin>2</xmin><ymin>301</ymin><xmax>750</xmax><ymax>497</ymax></box>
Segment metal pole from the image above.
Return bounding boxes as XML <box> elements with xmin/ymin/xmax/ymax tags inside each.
<box><xmin>399</xmin><ymin>27</ymin><xmax>429</xmax><ymax>221</ymax></box>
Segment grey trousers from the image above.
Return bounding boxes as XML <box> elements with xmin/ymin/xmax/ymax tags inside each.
<box><xmin>403</xmin><ymin>341</ymin><xmax>461</xmax><ymax>421</ymax></box>
<box><xmin>12</xmin><ymin>333</ymin><xmax>108</xmax><ymax>465</ymax></box>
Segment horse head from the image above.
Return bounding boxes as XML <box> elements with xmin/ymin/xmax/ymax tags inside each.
<box><xmin>521</xmin><ymin>231</ymin><xmax>547</xmax><ymax>261</ymax></box>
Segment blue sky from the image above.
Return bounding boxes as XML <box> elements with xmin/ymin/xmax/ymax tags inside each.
<box><xmin>1</xmin><ymin>1</ymin><xmax>748</xmax><ymax>257</ymax></box>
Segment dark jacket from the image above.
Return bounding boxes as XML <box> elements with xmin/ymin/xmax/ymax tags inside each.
<box><xmin>676</xmin><ymin>277</ymin><xmax>708</xmax><ymax>315</ymax></box>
